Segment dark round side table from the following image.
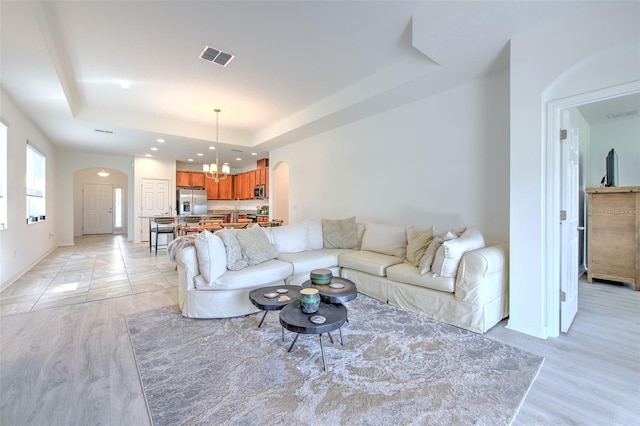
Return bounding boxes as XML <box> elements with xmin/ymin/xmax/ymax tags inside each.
<box><xmin>301</xmin><ymin>276</ymin><xmax>357</xmax><ymax>304</ymax></box>
<box><xmin>248</xmin><ymin>285</ymin><xmax>301</xmax><ymax>332</ymax></box>
<box><xmin>279</xmin><ymin>301</ymin><xmax>347</xmax><ymax>372</ymax></box>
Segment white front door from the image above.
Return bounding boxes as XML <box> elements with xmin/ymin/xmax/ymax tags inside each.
<box><xmin>140</xmin><ymin>178</ymin><xmax>171</xmax><ymax>242</ymax></box>
<box><xmin>560</xmin><ymin>109</ymin><xmax>579</xmax><ymax>332</ymax></box>
<box><xmin>83</xmin><ymin>184</ymin><xmax>113</xmax><ymax>235</ymax></box>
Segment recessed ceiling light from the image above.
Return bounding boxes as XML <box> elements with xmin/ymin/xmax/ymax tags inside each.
<box><xmin>235</xmin><ymin>157</ymin><xmax>242</xmax><ymax>161</ymax></box>
<box><xmin>187</xmin><ymin>159</ymin><xmax>194</xmax><ymax>162</ymax></box>
<box><xmin>209</xmin><ymin>146</ymin><xmax>215</xmax><ymax>150</ymax></box>
<box><xmin>145</xmin><ymin>154</ymin><xmax>152</xmax><ymax>157</ymax></box>
<box><xmin>150</xmin><ymin>147</ymin><xmax>158</xmax><ymax>151</ymax></box>
<box><xmin>156</xmin><ymin>138</ymin><xmax>165</xmax><ymax>143</ymax></box>
<box><xmin>251</xmin><ymin>152</ymin><xmax>257</xmax><ymax>156</ymax></box>
<box><xmin>197</xmin><ymin>153</ymin><xmax>203</xmax><ymax>157</ymax></box>
<box><xmin>120</xmin><ymin>81</ymin><xmax>131</xmax><ymax>89</ymax></box>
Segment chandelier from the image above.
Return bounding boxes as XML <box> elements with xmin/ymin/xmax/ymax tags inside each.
<box><xmin>203</xmin><ymin>108</ymin><xmax>230</xmax><ymax>182</ymax></box>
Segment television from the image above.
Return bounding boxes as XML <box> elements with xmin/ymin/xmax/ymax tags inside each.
<box><xmin>605</xmin><ymin>148</ymin><xmax>618</xmax><ymax>187</ymax></box>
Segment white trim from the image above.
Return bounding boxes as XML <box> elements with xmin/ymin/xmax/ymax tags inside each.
<box><xmin>544</xmin><ymin>80</ymin><xmax>640</xmax><ymax>337</ymax></box>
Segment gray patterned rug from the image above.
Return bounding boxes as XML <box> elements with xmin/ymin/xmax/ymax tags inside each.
<box><xmin>126</xmin><ymin>295</ymin><xmax>543</xmax><ymax>426</ymax></box>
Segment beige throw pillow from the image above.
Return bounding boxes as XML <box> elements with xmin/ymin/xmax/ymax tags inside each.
<box><xmin>215</xmin><ymin>229</ymin><xmax>248</xmax><ymax>271</ymax></box>
<box><xmin>322</xmin><ymin>217</ymin><xmax>358</xmax><ymax>249</ymax></box>
<box><xmin>235</xmin><ymin>225</ymin><xmax>278</xmax><ymax>266</ymax></box>
<box><xmin>432</xmin><ymin>226</ymin><xmax>485</xmax><ymax>277</ymax></box>
<box><xmin>418</xmin><ymin>230</ymin><xmax>458</xmax><ymax>275</ymax></box>
<box><xmin>360</xmin><ymin>223</ymin><xmax>409</xmax><ymax>258</ymax></box>
<box><xmin>404</xmin><ymin>227</ymin><xmax>435</xmax><ymax>266</ymax></box>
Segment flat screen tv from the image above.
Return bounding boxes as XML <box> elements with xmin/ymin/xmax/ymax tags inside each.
<box><xmin>605</xmin><ymin>148</ymin><xmax>618</xmax><ymax>187</ymax></box>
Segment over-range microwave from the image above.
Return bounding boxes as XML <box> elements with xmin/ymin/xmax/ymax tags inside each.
<box><xmin>254</xmin><ymin>185</ymin><xmax>265</xmax><ymax>199</ymax></box>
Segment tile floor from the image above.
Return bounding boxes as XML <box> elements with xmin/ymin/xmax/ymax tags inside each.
<box><xmin>0</xmin><ymin>235</ymin><xmax>177</xmax><ymax>316</ymax></box>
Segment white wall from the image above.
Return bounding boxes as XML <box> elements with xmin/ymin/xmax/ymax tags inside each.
<box><xmin>587</xmin><ymin>116</ymin><xmax>640</xmax><ymax>187</ymax></box>
<box><xmin>270</xmin><ymin>69</ymin><xmax>510</xmax><ymax>242</ymax></box>
<box><xmin>0</xmin><ymin>91</ymin><xmax>57</xmax><ymax>289</ymax></box>
<box><xmin>508</xmin><ymin>2</ymin><xmax>640</xmax><ymax>338</ymax></box>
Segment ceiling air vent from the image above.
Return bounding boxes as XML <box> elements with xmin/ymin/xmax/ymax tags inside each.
<box><xmin>200</xmin><ymin>46</ymin><xmax>234</xmax><ymax>67</ymax></box>
<box><xmin>94</xmin><ymin>129</ymin><xmax>114</xmax><ymax>134</ymax></box>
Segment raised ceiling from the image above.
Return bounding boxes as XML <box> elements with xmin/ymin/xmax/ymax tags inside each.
<box><xmin>1</xmin><ymin>1</ymin><xmax>625</xmax><ymax>169</ymax></box>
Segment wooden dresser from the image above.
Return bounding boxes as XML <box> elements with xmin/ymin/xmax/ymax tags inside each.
<box><xmin>586</xmin><ymin>186</ymin><xmax>640</xmax><ymax>291</ymax></box>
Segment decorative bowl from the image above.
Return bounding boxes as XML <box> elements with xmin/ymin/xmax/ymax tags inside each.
<box><xmin>310</xmin><ymin>268</ymin><xmax>333</xmax><ymax>285</ymax></box>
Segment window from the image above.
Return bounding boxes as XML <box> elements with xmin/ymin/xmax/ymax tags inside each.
<box><xmin>26</xmin><ymin>143</ymin><xmax>46</xmax><ymax>224</ymax></box>
<box><xmin>114</xmin><ymin>187</ymin><xmax>123</xmax><ymax>229</ymax></box>
<box><xmin>0</xmin><ymin>121</ymin><xmax>6</xmax><ymax>230</ymax></box>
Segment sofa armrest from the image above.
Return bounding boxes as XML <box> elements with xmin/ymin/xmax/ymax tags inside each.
<box><xmin>175</xmin><ymin>245</ymin><xmax>200</xmax><ymax>292</ymax></box>
<box><xmin>454</xmin><ymin>243</ymin><xmax>509</xmax><ymax>305</ymax></box>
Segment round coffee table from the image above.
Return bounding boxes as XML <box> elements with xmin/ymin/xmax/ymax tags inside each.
<box><xmin>248</xmin><ymin>285</ymin><xmax>301</xmax><ymax>330</ymax></box>
<box><xmin>301</xmin><ymin>276</ymin><xmax>357</xmax><ymax>304</ymax></box>
<box><xmin>279</xmin><ymin>301</ymin><xmax>347</xmax><ymax>372</ymax></box>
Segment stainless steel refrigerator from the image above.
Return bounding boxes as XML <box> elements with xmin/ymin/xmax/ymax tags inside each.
<box><xmin>177</xmin><ymin>189</ymin><xmax>207</xmax><ymax>215</ymax></box>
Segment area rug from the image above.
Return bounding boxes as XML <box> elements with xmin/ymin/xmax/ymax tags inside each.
<box><xmin>126</xmin><ymin>295</ymin><xmax>543</xmax><ymax>426</ymax></box>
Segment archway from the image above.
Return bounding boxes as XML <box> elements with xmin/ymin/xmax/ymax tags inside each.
<box><xmin>272</xmin><ymin>161</ymin><xmax>290</xmax><ymax>225</ymax></box>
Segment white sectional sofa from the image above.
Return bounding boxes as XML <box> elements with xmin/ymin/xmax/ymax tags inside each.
<box><xmin>172</xmin><ymin>218</ymin><xmax>509</xmax><ymax>334</ymax></box>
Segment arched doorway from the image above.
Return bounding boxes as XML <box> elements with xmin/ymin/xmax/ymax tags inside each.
<box><xmin>73</xmin><ymin>168</ymin><xmax>128</xmax><ymax>236</ymax></box>
<box><xmin>272</xmin><ymin>162</ymin><xmax>290</xmax><ymax>225</ymax></box>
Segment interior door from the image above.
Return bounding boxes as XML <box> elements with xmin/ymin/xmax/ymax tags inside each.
<box><xmin>140</xmin><ymin>178</ymin><xmax>171</xmax><ymax>242</ymax></box>
<box><xmin>560</xmin><ymin>109</ymin><xmax>579</xmax><ymax>332</ymax></box>
<box><xmin>83</xmin><ymin>184</ymin><xmax>113</xmax><ymax>235</ymax></box>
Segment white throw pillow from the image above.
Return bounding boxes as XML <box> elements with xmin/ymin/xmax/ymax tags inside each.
<box><xmin>194</xmin><ymin>230</ymin><xmax>228</xmax><ymax>283</ymax></box>
<box><xmin>215</xmin><ymin>229</ymin><xmax>248</xmax><ymax>271</ymax></box>
<box><xmin>307</xmin><ymin>221</ymin><xmax>324</xmax><ymax>250</ymax></box>
<box><xmin>404</xmin><ymin>227</ymin><xmax>435</xmax><ymax>266</ymax></box>
<box><xmin>432</xmin><ymin>226</ymin><xmax>485</xmax><ymax>277</ymax></box>
<box><xmin>360</xmin><ymin>223</ymin><xmax>408</xmax><ymax>258</ymax></box>
<box><xmin>235</xmin><ymin>225</ymin><xmax>278</xmax><ymax>266</ymax></box>
<box><xmin>270</xmin><ymin>220</ymin><xmax>309</xmax><ymax>253</ymax></box>
<box><xmin>418</xmin><ymin>230</ymin><xmax>458</xmax><ymax>275</ymax></box>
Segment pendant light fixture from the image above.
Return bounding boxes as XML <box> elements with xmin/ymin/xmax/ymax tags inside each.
<box><xmin>203</xmin><ymin>108</ymin><xmax>230</xmax><ymax>182</ymax></box>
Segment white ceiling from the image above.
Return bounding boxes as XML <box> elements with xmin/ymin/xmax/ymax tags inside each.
<box><xmin>1</xmin><ymin>1</ymin><xmax>633</xmax><ymax>170</ymax></box>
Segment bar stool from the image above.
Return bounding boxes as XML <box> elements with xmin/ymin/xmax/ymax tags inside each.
<box><xmin>149</xmin><ymin>217</ymin><xmax>176</xmax><ymax>254</ymax></box>
<box><xmin>183</xmin><ymin>216</ymin><xmax>202</xmax><ymax>235</ymax></box>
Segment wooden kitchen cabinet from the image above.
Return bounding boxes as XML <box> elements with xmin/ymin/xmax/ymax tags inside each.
<box><xmin>586</xmin><ymin>186</ymin><xmax>640</xmax><ymax>291</ymax></box>
<box><xmin>176</xmin><ymin>171</ymin><xmax>205</xmax><ymax>188</ymax></box>
<box><xmin>234</xmin><ymin>170</ymin><xmax>256</xmax><ymax>200</ymax></box>
<box><xmin>204</xmin><ymin>175</ymin><xmax>234</xmax><ymax>200</ymax></box>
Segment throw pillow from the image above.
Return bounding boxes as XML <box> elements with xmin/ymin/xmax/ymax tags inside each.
<box><xmin>322</xmin><ymin>216</ymin><xmax>358</xmax><ymax>249</ymax></box>
<box><xmin>418</xmin><ymin>230</ymin><xmax>458</xmax><ymax>275</ymax></box>
<box><xmin>432</xmin><ymin>226</ymin><xmax>485</xmax><ymax>277</ymax></box>
<box><xmin>360</xmin><ymin>223</ymin><xmax>409</xmax><ymax>258</ymax></box>
<box><xmin>307</xmin><ymin>221</ymin><xmax>324</xmax><ymax>250</ymax></box>
<box><xmin>235</xmin><ymin>225</ymin><xmax>278</xmax><ymax>266</ymax></box>
<box><xmin>194</xmin><ymin>230</ymin><xmax>227</xmax><ymax>283</ymax></box>
<box><xmin>215</xmin><ymin>229</ymin><xmax>248</xmax><ymax>271</ymax></box>
<box><xmin>404</xmin><ymin>227</ymin><xmax>435</xmax><ymax>266</ymax></box>
<box><xmin>270</xmin><ymin>220</ymin><xmax>309</xmax><ymax>253</ymax></box>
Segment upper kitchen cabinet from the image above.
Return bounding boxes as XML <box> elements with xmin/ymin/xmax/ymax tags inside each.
<box><xmin>256</xmin><ymin>158</ymin><xmax>269</xmax><ymax>198</ymax></box>
<box><xmin>205</xmin><ymin>175</ymin><xmax>234</xmax><ymax>200</ymax></box>
<box><xmin>234</xmin><ymin>170</ymin><xmax>256</xmax><ymax>200</ymax></box>
<box><xmin>177</xmin><ymin>171</ymin><xmax>205</xmax><ymax>188</ymax></box>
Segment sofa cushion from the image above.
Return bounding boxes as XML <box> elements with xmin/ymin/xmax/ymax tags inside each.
<box><xmin>215</xmin><ymin>229</ymin><xmax>249</xmax><ymax>270</ymax></box>
<box><xmin>235</xmin><ymin>225</ymin><xmax>278</xmax><ymax>266</ymax></box>
<box><xmin>339</xmin><ymin>250</ymin><xmax>403</xmax><ymax>277</ymax></box>
<box><xmin>361</xmin><ymin>223</ymin><xmax>408</xmax><ymax>258</ymax></box>
<box><xmin>196</xmin><ymin>259</ymin><xmax>293</xmax><ymax>291</ymax></box>
<box><xmin>386</xmin><ymin>262</ymin><xmax>455</xmax><ymax>293</ymax></box>
<box><xmin>194</xmin><ymin>230</ymin><xmax>227</xmax><ymax>284</ymax></box>
<box><xmin>432</xmin><ymin>226</ymin><xmax>485</xmax><ymax>277</ymax></box>
<box><xmin>418</xmin><ymin>230</ymin><xmax>458</xmax><ymax>275</ymax></box>
<box><xmin>270</xmin><ymin>220</ymin><xmax>309</xmax><ymax>253</ymax></box>
<box><xmin>322</xmin><ymin>216</ymin><xmax>358</xmax><ymax>249</ymax></box>
<box><xmin>277</xmin><ymin>249</ymin><xmax>339</xmax><ymax>275</ymax></box>
<box><xmin>404</xmin><ymin>227</ymin><xmax>435</xmax><ymax>266</ymax></box>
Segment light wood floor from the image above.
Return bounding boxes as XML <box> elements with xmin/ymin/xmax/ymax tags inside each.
<box><xmin>1</xmin><ymin>235</ymin><xmax>638</xmax><ymax>425</ymax></box>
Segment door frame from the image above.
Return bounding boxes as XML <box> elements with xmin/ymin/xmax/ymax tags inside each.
<box><xmin>544</xmin><ymin>81</ymin><xmax>640</xmax><ymax>337</ymax></box>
